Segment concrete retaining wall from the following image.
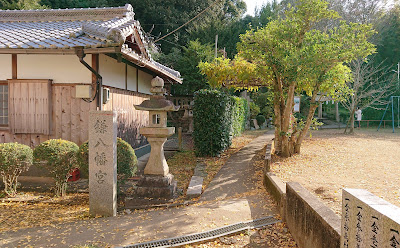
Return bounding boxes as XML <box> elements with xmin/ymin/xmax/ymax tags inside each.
<box><xmin>263</xmin><ymin>146</ymin><xmax>341</xmax><ymax>248</ymax></box>
<box><xmin>264</xmin><ymin>172</ymin><xmax>286</xmax><ymax>220</ymax></box>
<box><xmin>285</xmin><ymin>182</ymin><xmax>341</xmax><ymax>248</ymax></box>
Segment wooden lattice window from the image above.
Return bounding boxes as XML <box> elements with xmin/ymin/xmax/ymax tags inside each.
<box><xmin>0</xmin><ymin>81</ymin><xmax>8</xmax><ymax>126</ymax></box>
<box><xmin>8</xmin><ymin>79</ymin><xmax>52</xmax><ymax>135</ymax></box>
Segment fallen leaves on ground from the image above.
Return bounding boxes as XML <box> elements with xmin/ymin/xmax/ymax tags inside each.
<box><xmin>201</xmin><ymin>129</ymin><xmax>267</xmax><ymax>190</ymax></box>
<box><xmin>168</xmin><ymin>150</ymin><xmax>197</xmax><ymax>195</ymax></box>
<box><xmin>271</xmin><ymin>128</ymin><xmax>400</xmax><ymax>215</ymax></box>
<box><xmin>185</xmin><ymin>143</ymin><xmax>297</xmax><ymax>247</ymax></box>
<box><xmin>0</xmin><ymin>192</ymin><xmax>89</xmax><ymax>232</ymax></box>
<box><xmin>183</xmin><ymin>222</ymin><xmax>296</xmax><ymax>248</ymax></box>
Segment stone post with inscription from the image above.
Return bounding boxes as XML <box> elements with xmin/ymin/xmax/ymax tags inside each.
<box><xmin>341</xmin><ymin>188</ymin><xmax>400</xmax><ymax>248</ymax></box>
<box><xmin>89</xmin><ymin>111</ymin><xmax>117</xmax><ymax>217</ymax></box>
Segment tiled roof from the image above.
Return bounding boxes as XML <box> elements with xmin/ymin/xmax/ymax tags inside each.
<box><xmin>0</xmin><ymin>4</ymin><xmax>181</xmax><ymax>83</ymax></box>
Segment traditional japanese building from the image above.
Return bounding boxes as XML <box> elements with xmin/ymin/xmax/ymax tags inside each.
<box><xmin>0</xmin><ymin>4</ymin><xmax>181</xmax><ymax>151</ymax></box>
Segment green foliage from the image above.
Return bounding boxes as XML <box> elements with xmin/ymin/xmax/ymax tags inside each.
<box><xmin>116</xmin><ymin>138</ymin><xmax>138</xmax><ymax>181</ymax></box>
<box><xmin>76</xmin><ymin>142</ymin><xmax>89</xmax><ymax>178</ymax></box>
<box><xmin>199</xmin><ymin>56</ymin><xmax>263</xmax><ymax>90</ymax></box>
<box><xmin>0</xmin><ymin>143</ymin><xmax>33</xmax><ymax>197</ymax></box>
<box><xmin>0</xmin><ymin>0</ymin><xmax>47</xmax><ymax>9</ymax></box>
<box><xmin>252</xmin><ymin>90</ymin><xmax>274</xmax><ymax>118</ymax></box>
<box><xmin>230</xmin><ymin>97</ymin><xmax>249</xmax><ymax>137</ymax></box>
<box><xmin>193</xmin><ymin>90</ymin><xmax>248</xmax><ymax>156</ymax></box>
<box><xmin>249</xmin><ymin>102</ymin><xmax>260</xmax><ymax>119</ymax></box>
<box><xmin>160</xmin><ymin>40</ymin><xmax>214</xmax><ymax>96</ymax></box>
<box><xmin>256</xmin><ymin>115</ymin><xmax>266</xmax><ymax>126</ymax></box>
<box><xmin>77</xmin><ymin>138</ymin><xmax>138</xmax><ymax>181</ymax></box>
<box><xmin>39</xmin><ymin>0</ymin><xmax>107</xmax><ymax>9</ymax></box>
<box><xmin>236</xmin><ymin>0</ymin><xmax>375</xmax><ymax>156</ymax></box>
<box><xmin>193</xmin><ymin>90</ymin><xmax>233</xmax><ymax>156</ymax></box>
<box><xmin>33</xmin><ymin>139</ymin><xmax>79</xmax><ymax>197</ymax></box>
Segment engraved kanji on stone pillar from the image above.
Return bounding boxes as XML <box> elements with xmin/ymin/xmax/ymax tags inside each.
<box><xmin>89</xmin><ymin>111</ymin><xmax>117</xmax><ymax>217</ymax></box>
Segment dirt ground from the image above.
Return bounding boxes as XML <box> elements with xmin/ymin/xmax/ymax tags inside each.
<box><xmin>271</xmin><ymin>128</ymin><xmax>400</xmax><ymax>216</ymax></box>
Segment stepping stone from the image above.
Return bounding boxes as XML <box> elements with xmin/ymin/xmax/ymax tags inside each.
<box><xmin>186</xmin><ymin>176</ymin><xmax>203</xmax><ymax>198</ymax></box>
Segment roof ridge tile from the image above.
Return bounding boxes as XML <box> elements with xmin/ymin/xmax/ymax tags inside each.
<box><xmin>0</xmin><ymin>4</ymin><xmax>134</xmax><ymax>22</ymax></box>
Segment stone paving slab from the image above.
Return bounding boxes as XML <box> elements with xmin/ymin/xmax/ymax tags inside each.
<box><xmin>186</xmin><ymin>176</ymin><xmax>204</xmax><ymax>197</ymax></box>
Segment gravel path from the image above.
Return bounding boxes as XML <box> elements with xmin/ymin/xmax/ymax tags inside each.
<box><xmin>271</xmin><ymin>128</ymin><xmax>400</xmax><ymax>216</ymax></box>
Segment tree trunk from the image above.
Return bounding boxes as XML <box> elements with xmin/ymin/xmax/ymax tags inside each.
<box><xmin>349</xmin><ymin>113</ymin><xmax>355</xmax><ymax>134</ymax></box>
<box><xmin>273</xmin><ymin>92</ymin><xmax>282</xmax><ymax>154</ymax></box>
<box><xmin>280</xmin><ymin>84</ymin><xmax>296</xmax><ymax>157</ymax></box>
<box><xmin>294</xmin><ymin>104</ymin><xmax>318</xmax><ymax>154</ymax></box>
<box><xmin>344</xmin><ymin>107</ymin><xmax>356</xmax><ymax>134</ymax></box>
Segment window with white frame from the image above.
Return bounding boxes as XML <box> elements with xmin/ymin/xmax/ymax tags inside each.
<box><xmin>0</xmin><ymin>84</ymin><xmax>8</xmax><ymax>126</ymax></box>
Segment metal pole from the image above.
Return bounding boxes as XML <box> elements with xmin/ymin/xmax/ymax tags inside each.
<box><xmin>377</xmin><ymin>98</ymin><xmax>391</xmax><ymax>131</ymax></box>
<box><xmin>392</xmin><ymin>96</ymin><xmax>395</xmax><ymax>133</ymax></box>
<box><xmin>397</xmin><ymin>62</ymin><xmax>400</xmax><ymax>87</ymax></box>
<box><xmin>398</xmin><ymin>97</ymin><xmax>399</xmax><ymax>128</ymax></box>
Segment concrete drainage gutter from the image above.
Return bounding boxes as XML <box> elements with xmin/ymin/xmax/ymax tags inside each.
<box><xmin>117</xmin><ymin>216</ymin><xmax>279</xmax><ymax>248</ymax></box>
<box><xmin>263</xmin><ymin>143</ymin><xmax>341</xmax><ymax>248</ymax></box>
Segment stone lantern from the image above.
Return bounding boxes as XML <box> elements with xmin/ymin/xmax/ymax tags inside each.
<box><xmin>133</xmin><ymin>76</ymin><xmax>179</xmax><ymax>201</ymax></box>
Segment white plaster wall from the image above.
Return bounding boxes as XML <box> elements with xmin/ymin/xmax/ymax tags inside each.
<box><xmin>127</xmin><ymin>65</ymin><xmax>137</xmax><ymax>91</ymax></box>
<box><xmin>18</xmin><ymin>54</ymin><xmax>91</xmax><ymax>84</ymax></box>
<box><xmin>99</xmin><ymin>54</ymin><xmax>125</xmax><ymax>89</ymax></box>
<box><xmin>0</xmin><ymin>54</ymin><xmax>12</xmax><ymax>80</ymax></box>
<box><xmin>138</xmin><ymin>70</ymin><xmax>153</xmax><ymax>95</ymax></box>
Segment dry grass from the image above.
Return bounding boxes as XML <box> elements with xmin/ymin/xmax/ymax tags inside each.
<box><xmin>271</xmin><ymin>128</ymin><xmax>400</xmax><ymax>216</ymax></box>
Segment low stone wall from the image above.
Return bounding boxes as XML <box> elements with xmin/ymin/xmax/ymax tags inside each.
<box><xmin>264</xmin><ymin>172</ymin><xmax>286</xmax><ymax>220</ymax></box>
<box><xmin>286</xmin><ymin>182</ymin><xmax>341</xmax><ymax>248</ymax></box>
<box><xmin>263</xmin><ymin>147</ymin><xmax>341</xmax><ymax>248</ymax></box>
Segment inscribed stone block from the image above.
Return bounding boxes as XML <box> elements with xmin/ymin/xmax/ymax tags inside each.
<box><xmin>89</xmin><ymin>111</ymin><xmax>117</xmax><ymax>217</ymax></box>
<box><xmin>341</xmin><ymin>188</ymin><xmax>400</xmax><ymax>248</ymax></box>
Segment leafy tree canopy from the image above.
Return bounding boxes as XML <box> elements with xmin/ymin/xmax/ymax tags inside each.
<box><xmin>200</xmin><ymin>0</ymin><xmax>375</xmax><ymax>157</ymax></box>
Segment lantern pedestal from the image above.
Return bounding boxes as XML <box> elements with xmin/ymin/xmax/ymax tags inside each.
<box><xmin>139</xmin><ymin>127</ymin><xmax>175</xmax><ymax>176</ymax></box>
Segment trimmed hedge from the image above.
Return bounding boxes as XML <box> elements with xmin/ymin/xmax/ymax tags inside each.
<box><xmin>256</xmin><ymin>115</ymin><xmax>266</xmax><ymax>126</ymax></box>
<box><xmin>231</xmin><ymin>97</ymin><xmax>249</xmax><ymax>137</ymax></box>
<box><xmin>77</xmin><ymin>138</ymin><xmax>138</xmax><ymax>181</ymax></box>
<box><xmin>0</xmin><ymin>143</ymin><xmax>33</xmax><ymax>196</ymax></box>
<box><xmin>193</xmin><ymin>89</ymin><xmax>248</xmax><ymax>156</ymax></box>
<box><xmin>33</xmin><ymin>139</ymin><xmax>79</xmax><ymax>197</ymax></box>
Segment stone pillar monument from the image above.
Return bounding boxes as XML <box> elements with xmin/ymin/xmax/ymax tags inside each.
<box><xmin>89</xmin><ymin>111</ymin><xmax>117</xmax><ymax>217</ymax></box>
<box><xmin>133</xmin><ymin>76</ymin><xmax>179</xmax><ymax>203</ymax></box>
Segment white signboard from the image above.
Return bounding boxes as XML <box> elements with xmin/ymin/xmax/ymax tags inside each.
<box><xmin>294</xmin><ymin>96</ymin><xmax>301</xmax><ymax>113</ymax></box>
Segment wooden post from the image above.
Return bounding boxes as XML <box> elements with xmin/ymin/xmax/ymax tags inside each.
<box><xmin>318</xmin><ymin>102</ymin><xmax>323</xmax><ymax>118</ymax></box>
<box><xmin>335</xmin><ymin>102</ymin><xmax>340</xmax><ymax>122</ymax></box>
<box><xmin>12</xmin><ymin>54</ymin><xmax>17</xmax><ymax>79</ymax></box>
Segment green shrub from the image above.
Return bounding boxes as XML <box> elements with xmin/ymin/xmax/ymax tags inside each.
<box><xmin>256</xmin><ymin>115</ymin><xmax>266</xmax><ymax>126</ymax></box>
<box><xmin>193</xmin><ymin>90</ymin><xmax>249</xmax><ymax>156</ymax></box>
<box><xmin>250</xmin><ymin>102</ymin><xmax>260</xmax><ymax>119</ymax></box>
<box><xmin>194</xmin><ymin>90</ymin><xmax>232</xmax><ymax>156</ymax></box>
<box><xmin>0</xmin><ymin>143</ymin><xmax>33</xmax><ymax>197</ymax></box>
<box><xmin>77</xmin><ymin>138</ymin><xmax>138</xmax><ymax>182</ymax></box>
<box><xmin>33</xmin><ymin>139</ymin><xmax>79</xmax><ymax>197</ymax></box>
<box><xmin>231</xmin><ymin>97</ymin><xmax>249</xmax><ymax>137</ymax></box>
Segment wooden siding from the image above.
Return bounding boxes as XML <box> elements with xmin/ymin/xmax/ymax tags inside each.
<box><xmin>0</xmin><ymin>85</ymin><xmax>96</xmax><ymax>147</ymax></box>
<box><xmin>0</xmin><ymin>85</ymin><xmax>149</xmax><ymax>149</ymax></box>
<box><xmin>103</xmin><ymin>87</ymin><xmax>149</xmax><ymax>148</ymax></box>
<box><xmin>9</xmin><ymin>79</ymin><xmax>52</xmax><ymax>135</ymax></box>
